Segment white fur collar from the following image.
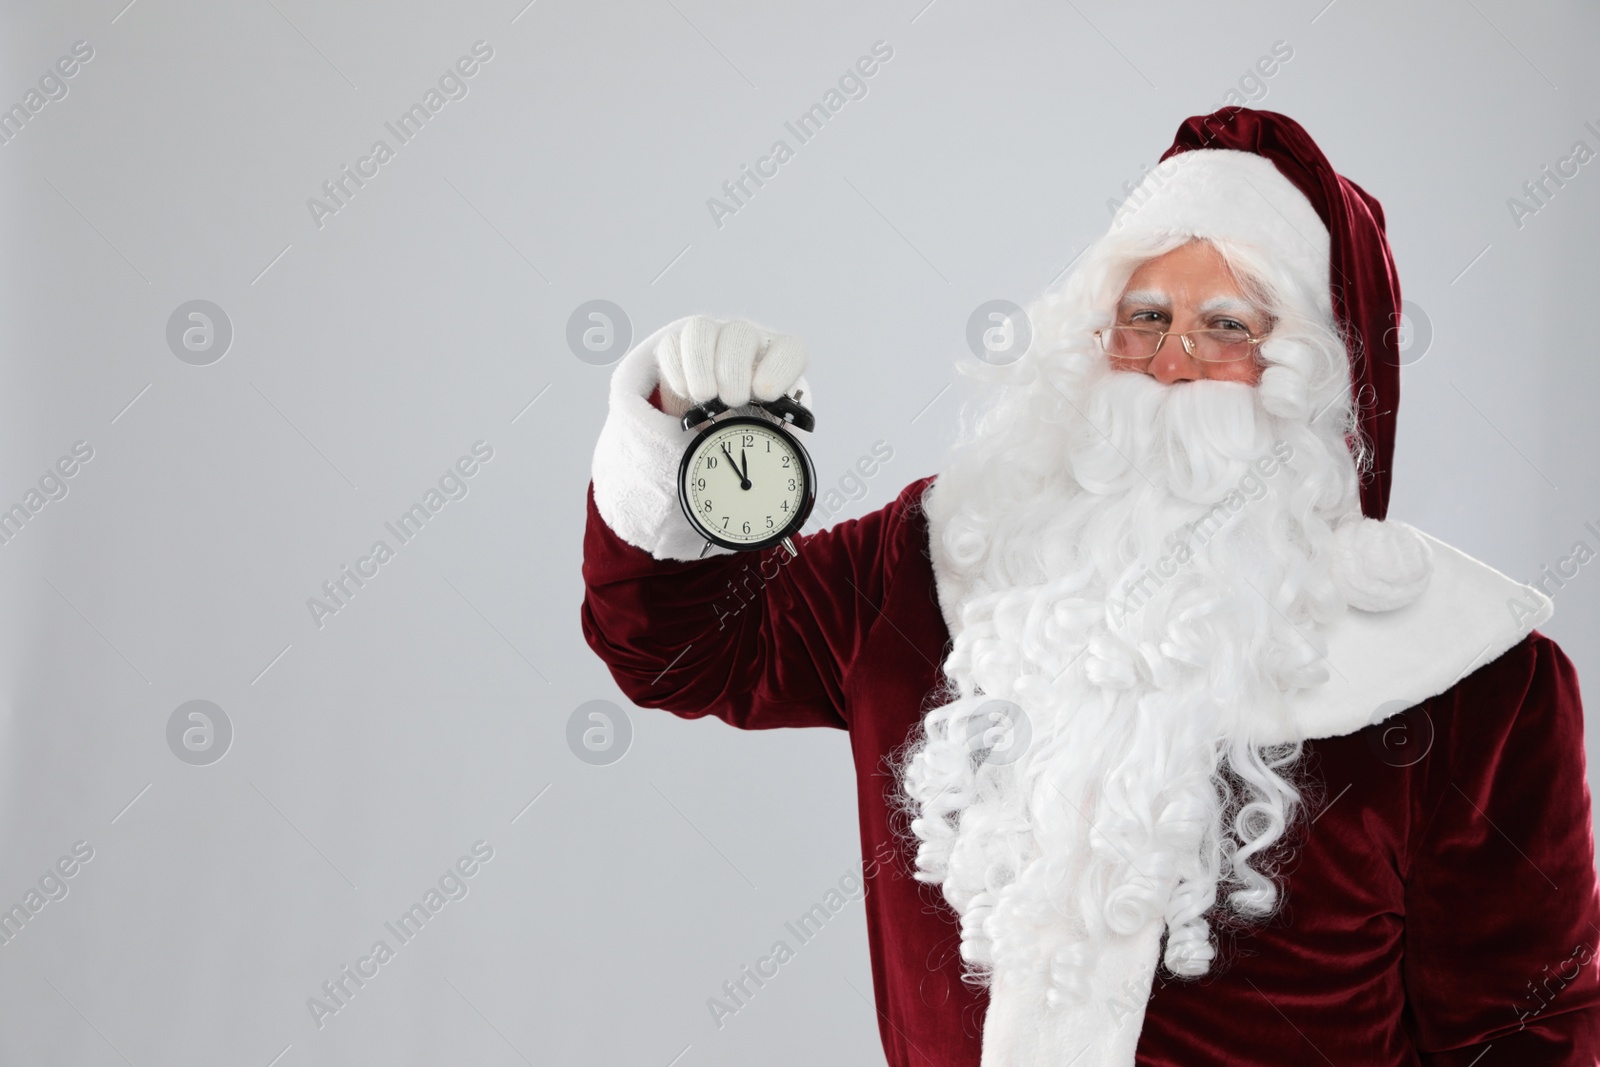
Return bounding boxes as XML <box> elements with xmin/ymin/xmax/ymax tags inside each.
<box><xmin>928</xmin><ymin>522</ymin><xmax>1552</xmax><ymax>749</ymax></box>
<box><xmin>926</xmin><ymin>519</ymin><xmax>1553</xmax><ymax>1066</ymax></box>
<box><xmin>1269</xmin><ymin>530</ymin><xmax>1551</xmax><ymax>743</ymax></box>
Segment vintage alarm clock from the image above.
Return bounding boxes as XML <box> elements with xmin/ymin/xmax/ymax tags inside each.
<box><xmin>677</xmin><ymin>392</ymin><xmax>816</xmax><ymax>557</ymax></box>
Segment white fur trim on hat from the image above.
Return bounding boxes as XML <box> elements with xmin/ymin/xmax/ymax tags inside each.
<box><xmin>1109</xmin><ymin>149</ymin><xmax>1331</xmax><ymax>314</ymax></box>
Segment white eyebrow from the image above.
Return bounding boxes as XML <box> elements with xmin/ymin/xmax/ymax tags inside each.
<box><xmin>1197</xmin><ymin>296</ymin><xmax>1260</xmax><ymax>317</ymax></box>
<box><xmin>1117</xmin><ymin>289</ymin><xmax>1170</xmax><ymax>309</ymax></box>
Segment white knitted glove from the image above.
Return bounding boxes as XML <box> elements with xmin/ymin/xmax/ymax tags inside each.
<box><xmin>653</xmin><ymin>316</ymin><xmax>810</xmax><ymax>418</ymax></box>
<box><xmin>591</xmin><ymin>316</ymin><xmax>814</xmax><ymax>561</ymax></box>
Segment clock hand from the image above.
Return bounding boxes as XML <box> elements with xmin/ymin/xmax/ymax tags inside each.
<box><xmin>739</xmin><ymin>448</ymin><xmax>751</xmax><ymax>486</ymax></box>
<box><xmin>721</xmin><ymin>442</ymin><xmax>751</xmax><ymax>490</ymax></box>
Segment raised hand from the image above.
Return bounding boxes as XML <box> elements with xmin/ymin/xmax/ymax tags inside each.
<box><xmin>655</xmin><ymin>316</ymin><xmax>808</xmax><ymax>416</ymax></box>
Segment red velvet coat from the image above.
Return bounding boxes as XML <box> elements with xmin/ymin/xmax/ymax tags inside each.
<box><xmin>581</xmin><ymin>474</ymin><xmax>1600</xmax><ymax>1065</ymax></box>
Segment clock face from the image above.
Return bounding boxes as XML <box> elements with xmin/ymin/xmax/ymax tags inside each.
<box><xmin>680</xmin><ymin>418</ymin><xmax>813</xmax><ymax>549</ymax></box>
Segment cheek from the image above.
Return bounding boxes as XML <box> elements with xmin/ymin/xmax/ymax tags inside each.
<box><xmin>1207</xmin><ymin>360</ymin><xmax>1263</xmax><ymax>385</ymax></box>
<box><xmin>1108</xmin><ymin>355</ymin><xmax>1148</xmax><ymax>375</ymax></box>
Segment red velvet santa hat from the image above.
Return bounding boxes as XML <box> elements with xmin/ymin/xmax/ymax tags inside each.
<box><xmin>1107</xmin><ymin>107</ymin><xmax>1402</xmax><ymax>521</ymax></box>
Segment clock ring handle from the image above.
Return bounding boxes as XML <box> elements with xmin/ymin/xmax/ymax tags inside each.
<box><xmin>679</xmin><ymin>394</ymin><xmax>815</xmax><ymax>433</ymax></box>
<box><xmin>680</xmin><ymin>398</ymin><xmax>730</xmax><ymax>432</ymax></box>
<box><xmin>758</xmin><ymin>394</ymin><xmax>815</xmax><ymax>432</ymax></box>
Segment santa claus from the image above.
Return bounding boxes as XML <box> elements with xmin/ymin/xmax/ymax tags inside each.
<box><xmin>580</xmin><ymin>108</ymin><xmax>1600</xmax><ymax>1064</ymax></box>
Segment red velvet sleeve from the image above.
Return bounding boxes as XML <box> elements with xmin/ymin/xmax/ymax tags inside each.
<box><xmin>579</xmin><ymin>477</ymin><xmax>928</xmax><ymax>731</ymax></box>
<box><xmin>1403</xmin><ymin>633</ymin><xmax>1600</xmax><ymax>1063</ymax></box>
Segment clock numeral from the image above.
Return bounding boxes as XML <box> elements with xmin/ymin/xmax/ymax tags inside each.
<box><xmin>689</xmin><ymin>423</ymin><xmax>807</xmax><ymax>543</ymax></box>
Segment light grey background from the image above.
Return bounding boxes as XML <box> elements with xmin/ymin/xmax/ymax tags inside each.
<box><xmin>0</xmin><ymin>1</ymin><xmax>1596</xmax><ymax>1064</ymax></box>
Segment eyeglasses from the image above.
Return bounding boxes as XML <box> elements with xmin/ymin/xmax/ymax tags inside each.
<box><xmin>1094</xmin><ymin>326</ymin><xmax>1265</xmax><ymax>364</ymax></box>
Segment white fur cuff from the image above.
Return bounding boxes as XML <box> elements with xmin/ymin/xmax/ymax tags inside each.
<box><xmin>591</xmin><ymin>317</ymin><xmax>719</xmax><ymax>561</ymax></box>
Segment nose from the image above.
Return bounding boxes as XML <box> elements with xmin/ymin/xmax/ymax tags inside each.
<box><xmin>1145</xmin><ymin>333</ymin><xmax>1202</xmax><ymax>385</ymax></box>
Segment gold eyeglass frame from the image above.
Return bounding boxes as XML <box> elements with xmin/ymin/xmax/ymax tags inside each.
<box><xmin>1093</xmin><ymin>326</ymin><xmax>1266</xmax><ymax>365</ymax></box>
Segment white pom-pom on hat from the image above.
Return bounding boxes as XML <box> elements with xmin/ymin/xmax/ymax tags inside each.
<box><xmin>1332</xmin><ymin>517</ymin><xmax>1434</xmax><ymax>612</ymax></box>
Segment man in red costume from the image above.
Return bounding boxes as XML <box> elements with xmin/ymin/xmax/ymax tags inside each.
<box><xmin>580</xmin><ymin>108</ymin><xmax>1600</xmax><ymax>1065</ymax></box>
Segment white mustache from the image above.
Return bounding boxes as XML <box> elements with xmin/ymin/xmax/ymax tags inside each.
<box><xmin>1073</xmin><ymin>369</ymin><xmax>1276</xmax><ymax>504</ymax></box>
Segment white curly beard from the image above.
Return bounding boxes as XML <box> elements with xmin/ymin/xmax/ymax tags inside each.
<box><xmin>903</xmin><ymin>345</ymin><xmax>1363</xmax><ymax>1010</ymax></box>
